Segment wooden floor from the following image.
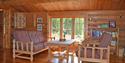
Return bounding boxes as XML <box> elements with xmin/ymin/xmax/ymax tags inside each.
<box><xmin>0</xmin><ymin>49</ymin><xmax>125</xmax><ymax>63</ymax></box>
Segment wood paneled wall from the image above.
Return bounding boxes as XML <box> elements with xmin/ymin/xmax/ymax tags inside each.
<box><xmin>2</xmin><ymin>10</ymin><xmax>125</xmax><ymax>49</ymax></box>
<box><xmin>117</xmin><ymin>17</ymin><xmax>125</xmax><ymax>47</ymax></box>
<box><xmin>0</xmin><ymin>11</ymin><xmax>3</xmax><ymax>49</ymax></box>
<box><xmin>3</xmin><ymin>9</ymin><xmax>12</xmax><ymax>49</ymax></box>
<box><xmin>13</xmin><ymin>12</ymin><xmax>48</xmax><ymax>42</ymax></box>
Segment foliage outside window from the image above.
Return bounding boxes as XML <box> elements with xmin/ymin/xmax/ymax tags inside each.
<box><xmin>51</xmin><ymin>18</ymin><xmax>84</xmax><ymax>41</ymax></box>
<box><xmin>51</xmin><ymin>18</ymin><xmax>60</xmax><ymax>40</ymax></box>
<box><xmin>63</xmin><ymin>18</ymin><xmax>72</xmax><ymax>40</ymax></box>
<box><xmin>75</xmin><ymin>18</ymin><xmax>84</xmax><ymax>40</ymax></box>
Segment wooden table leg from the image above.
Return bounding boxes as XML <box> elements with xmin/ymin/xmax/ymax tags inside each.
<box><xmin>66</xmin><ymin>46</ymin><xmax>69</xmax><ymax>63</ymax></box>
<box><xmin>48</xmin><ymin>46</ymin><xmax>51</xmax><ymax>61</ymax></box>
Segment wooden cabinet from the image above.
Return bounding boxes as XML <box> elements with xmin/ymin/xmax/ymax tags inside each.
<box><xmin>88</xmin><ymin>18</ymin><xmax>119</xmax><ymax>55</ymax></box>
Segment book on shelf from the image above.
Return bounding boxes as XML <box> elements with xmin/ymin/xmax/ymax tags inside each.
<box><xmin>92</xmin><ymin>30</ymin><xmax>102</xmax><ymax>38</ymax></box>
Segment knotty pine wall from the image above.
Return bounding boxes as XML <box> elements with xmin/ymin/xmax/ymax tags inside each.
<box><xmin>13</xmin><ymin>12</ymin><xmax>48</xmax><ymax>42</ymax></box>
<box><xmin>0</xmin><ymin>11</ymin><xmax>3</xmax><ymax>49</ymax></box>
<box><xmin>2</xmin><ymin>10</ymin><xmax>125</xmax><ymax>49</ymax></box>
<box><xmin>2</xmin><ymin>9</ymin><xmax>12</xmax><ymax>49</ymax></box>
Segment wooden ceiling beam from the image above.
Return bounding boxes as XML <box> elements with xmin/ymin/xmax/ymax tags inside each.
<box><xmin>35</xmin><ymin>0</ymin><xmax>77</xmax><ymax>3</ymax></box>
<box><xmin>3</xmin><ymin>0</ymin><xmax>34</xmax><ymax>5</ymax></box>
<box><xmin>3</xmin><ymin>0</ymin><xmax>78</xmax><ymax>5</ymax></box>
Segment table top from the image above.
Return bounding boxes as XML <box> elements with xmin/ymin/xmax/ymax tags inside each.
<box><xmin>47</xmin><ymin>39</ymin><xmax>75</xmax><ymax>46</ymax></box>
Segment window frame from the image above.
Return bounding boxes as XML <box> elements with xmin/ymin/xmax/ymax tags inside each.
<box><xmin>49</xmin><ymin>17</ymin><xmax>85</xmax><ymax>41</ymax></box>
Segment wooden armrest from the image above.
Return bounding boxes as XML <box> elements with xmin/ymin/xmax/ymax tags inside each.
<box><xmin>83</xmin><ymin>42</ymin><xmax>100</xmax><ymax>45</ymax></box>
<box><xmin>86</xmin><ymin>41</ymin><xmax>100</xmax><ymax>45</ymax></box>
<box><xmin>78</xmin><ymin>42</ymin><xmax>99</xmax><ymax>46</ymax></box>
<box><xmin>80</xmin><ymin>45</ymin><xmax>110</xmax><ymax>50</ymax></box>
<box><xmin>85</xmin><ymin>47</ymin><xmax>108</xmax><ymax>49</ymax></box>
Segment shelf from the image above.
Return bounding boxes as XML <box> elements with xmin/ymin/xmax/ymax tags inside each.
<box><xmin>88</xmin><ymin>21</ymin><xmax>108</xmax><ymax>24</ymax></box>
<box><xmin>90</xmin><ymin>28</ymin><xmax>118</xmax><ymax>32</ymax></box>
<box><xmin>88</xmin><ymin>18</ymin><xmax>119</xmax><ymax>55</ymax></box>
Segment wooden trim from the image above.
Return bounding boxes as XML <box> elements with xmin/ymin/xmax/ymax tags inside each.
<box><xmin>3</xmin><ymin>9</ymin><xmax>12</xmax><ymax>49</ymax></box>
<box><xmin>72</xmin><ymin>18</ymin><xmax>75</xmax><ymax>39</ymax></box>
<box><xmin>49</xmin><ymin>18</ymin><xmax>52</xmax><ymax>38</ymax></box>
<box><xmin>48</xmin><ymin>11</ymin><xmax>125</xmax><ymax>18</ymax></box>
<box><xmin>84</xmin><ymin>17</ymin><xmax>89</xmax><ymax>38</ymax></box>
<box><xmin>60</xmin><ymin>18</ymin><xmax>63</xmax><ymax>39</ymax></box>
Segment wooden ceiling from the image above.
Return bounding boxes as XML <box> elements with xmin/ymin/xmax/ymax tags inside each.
<box><xmin>0</xmin><ymin>0</ymin><xmax>125</xmax><ymax>12</ymax></box>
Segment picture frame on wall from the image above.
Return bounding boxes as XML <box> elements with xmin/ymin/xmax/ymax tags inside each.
<box><xmin>14</xmin><ymin>13</ymin><xmax>26</xmax><ymax>28</ymax></box>
<box><xmin>37</xmin><ymin>24</ymin><xmax>42</xmax><ymax>31</ymax></box>
<box><xmin>37</xmin><ymin>17</ymin><xmax>42</xmax><ymax>23</ymax></box>
<box><xmin>109</xmin><ymin>21</ymin><xmax>116</xmax><ymax>28</ymax></box>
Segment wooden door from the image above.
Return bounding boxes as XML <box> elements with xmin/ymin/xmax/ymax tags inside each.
<box><xmin>0</xmin><ymin>11</ymin><xmax>3</xmax><ymax>49</ymax></box>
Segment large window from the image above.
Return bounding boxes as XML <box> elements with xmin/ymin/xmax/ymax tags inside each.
<box><xmin>50</xmin><ymin>18</ymin><xmax>85</xmax><ymax>41</ymax></box>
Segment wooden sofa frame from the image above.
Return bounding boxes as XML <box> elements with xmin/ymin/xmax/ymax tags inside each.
<box><xmin>13</xmin><ymin>31</ymin><xmax>48</xmax><ymax>61</ymax></box>
<box><xmin>78</xmin><ymin>43</ymin><xmax>110</xmax><ymax>63</ymax></box>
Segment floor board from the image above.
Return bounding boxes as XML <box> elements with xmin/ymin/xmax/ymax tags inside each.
<box><xmin>0</xmin><ymin>49</ymin><xmax>125</xmax><ymax>63</ymax></box>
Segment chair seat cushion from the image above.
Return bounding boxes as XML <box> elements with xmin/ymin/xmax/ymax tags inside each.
<box><xmin>33</xmin><ymin>42</ymin><xmax>45</xmax><ymax>52</ymax></box>
<box><xmin>76</xmin><ymin>48</ymin><xmax>108</xmax><ymax>59</ymax></box>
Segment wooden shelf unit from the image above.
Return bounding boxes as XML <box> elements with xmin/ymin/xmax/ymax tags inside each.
<box><xmin>88</xmin><ymin>18</ymin><xmax>119</xmax><ymax>55</ymax></box>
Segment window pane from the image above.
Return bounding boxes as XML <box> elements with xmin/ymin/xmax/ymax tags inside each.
<box><xmin>63</xmin><ymin>18</ymin><xmax>72</xmax><ymax>40</ymax></box>
<box><xmin>63</xmin><ymin>18</ymin><xmax>72</xmax><ymax>29</ymax></box>
<box><xmin>75</xmin><ymin>18</ymin><xmax>84</xmax><ymax>40</ymax></box>
<box><xmin>52</xmin><ymin>18</ymin><xmax>60</xmax><ymax>40</ymax></box>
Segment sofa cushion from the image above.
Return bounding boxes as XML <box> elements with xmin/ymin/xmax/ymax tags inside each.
<box><xmin>13</xmin><ymin>30</ymin><xmax>31</xmax><ymax>42</ymax></box>
<box><xmin>28</xmin><ymin>31</ymin><xmax>45</xmax><ymax>44</ymax></box>
<box><xmin>33</xmin><ymin>42</ymin><xmax>44</xmax><ymax>52</ymax></box>
<box><xmin>99</xmin><ymin>32</ymin><xmax>112</xmax><ymax>47</ymax></box>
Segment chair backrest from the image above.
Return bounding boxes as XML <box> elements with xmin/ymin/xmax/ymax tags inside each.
<box><xmin>13</xmin><ymin>30</ymin><xmax>45</xmax><ymax>43</ymax></box>
<box><xmin>99</xmin><ymin>32</ymin><xmax>112</xmax><ymax>47</ymax></box>
<box><xmin>28</xmin><ymin>31</ymin><xmax>45</xmax><ymax>43</ymax></box>
<box><xmin>13</xmin><ymin>30</ymin><xmax>31</xmax><ymax>42</ymax></box>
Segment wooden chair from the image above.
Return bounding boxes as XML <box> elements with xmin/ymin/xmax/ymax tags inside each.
<box><xmin>77</xmin><ymin>32</ymin><xmax>112</xmax><ymax>63</ymax></box>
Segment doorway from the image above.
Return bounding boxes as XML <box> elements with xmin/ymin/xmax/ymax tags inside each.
<box><xmin>0</xmin><ymin>11</ymin><xmax>3</xmax><ymax>49</ymax></box>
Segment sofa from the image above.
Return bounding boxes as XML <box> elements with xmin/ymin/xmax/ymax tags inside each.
<box><xmin>13</xmin><ymin>30</ymin><xmax>47</xmax><ymax>61</ymax></box>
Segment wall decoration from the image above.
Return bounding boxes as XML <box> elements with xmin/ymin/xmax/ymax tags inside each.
<box><xmin>14</xmin><ymin>13</ymin><xmax>26</xmax><ymax>28</ymax></box>
<box><xmin>109</xmin><ymin>21</ymin><xmax>116</xmax><ymax>28</ymax></box>
<box><xmin>37</xmin><ymin>17</ymin><xmax>42</xmax><ymax>23</ymax></box>
<box><xmin>37</xmin><ymin>24</ymin><xmax>42</xmax><ymax>31</ymax></box>
<box><xmin>37</xmin><ymin>17</ymin><xmax>43</xmax><ymax>31</ymax></box>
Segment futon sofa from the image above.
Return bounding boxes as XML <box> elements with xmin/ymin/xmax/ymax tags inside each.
<box><xmin>13</xmin><ymin>30</ymin><xmax>47</xmax><ymax>61</ymax></box>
